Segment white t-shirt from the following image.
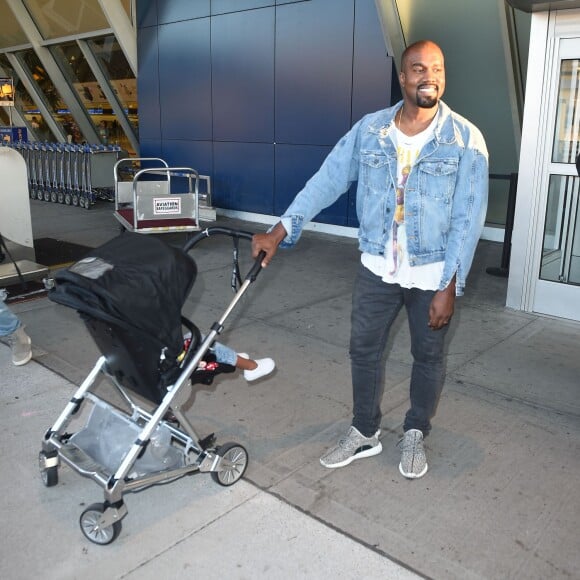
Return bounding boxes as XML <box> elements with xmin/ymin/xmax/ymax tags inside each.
<box><xmin>362</xmin><ymin>112</ymin><xmax>444</xmax><ymax>290</ymax></box>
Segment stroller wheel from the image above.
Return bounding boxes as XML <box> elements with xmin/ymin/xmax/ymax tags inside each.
<box><xmin>79</xmin><ymin>503</ymin><xmax>122</xmax><ymax>545</ymax></box>
<box><xmin>211</xmin><ymin>442</ymin><xmax>248</xmax><ymax>487</ymax></box>
<box><xmin>38</xmin><ymin>451</ymin><xmax>58</xmax><ymax>487</ymax></box>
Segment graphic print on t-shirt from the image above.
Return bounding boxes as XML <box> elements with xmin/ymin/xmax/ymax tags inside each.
<box><xmin>390</xmin><ymin>140</ymin><xmax>420</xmax><ymax>274</ymax></box>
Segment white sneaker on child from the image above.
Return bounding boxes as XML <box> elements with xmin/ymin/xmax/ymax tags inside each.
<box><xmin>243</xmin><ymin>358</ymin><xmax>275</xmax><ymax>382</ymax></box>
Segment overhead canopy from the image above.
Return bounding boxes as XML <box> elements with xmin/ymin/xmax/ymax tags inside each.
<box><xmin>507</xmin><ymin>0</ymin><xmax>580</xmax><ymax>12</ymax></box>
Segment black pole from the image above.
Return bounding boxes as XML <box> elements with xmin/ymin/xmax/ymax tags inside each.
<box><xmin>486</xmin><ymin>172</ymin><xmax>518</xmax><ymax>278</ymax></box>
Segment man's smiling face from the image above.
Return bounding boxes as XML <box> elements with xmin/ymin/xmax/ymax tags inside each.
<box><xmin>399</xmin><ymin>42</ymin><xmax>446</xmax><ymax>109</ymax></box>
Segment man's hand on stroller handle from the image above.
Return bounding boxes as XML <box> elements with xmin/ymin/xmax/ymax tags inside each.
<box><xmin>252</xmin><ymin>222</ymin><xmax>287</xmax><ymax>268</ymax></box>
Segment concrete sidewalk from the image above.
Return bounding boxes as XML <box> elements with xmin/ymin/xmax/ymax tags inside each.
<box><xmin>0</xmin><ymin>346</ymin><xmax>417</xmax><ymax>580</ymax></box>
<box><xmin>1</xmin><ymin>200</ymin><xmax>579</xmax><ymax>579</ymax></box>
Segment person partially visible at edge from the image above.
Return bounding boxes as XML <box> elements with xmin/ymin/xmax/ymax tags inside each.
<box><xmin>251</xmin><ymin>40</ymin><xmax>489</xmax><ymax>479</ymax></box>
<box><xmin>0</xmin><ymin>297</ymin><xmax>32</xmax><ymax>366</ymax></box>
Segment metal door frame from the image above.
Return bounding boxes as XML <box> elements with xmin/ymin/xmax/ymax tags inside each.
<box><xmin>507</xmin><ymin>8</ymin><xmax>580</xmax><ymax>321</ymax></box>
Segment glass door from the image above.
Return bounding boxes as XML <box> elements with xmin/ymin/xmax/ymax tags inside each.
<box><xmin>533</xmin><ymin>38</ymin><xmax>580</xmax><ymax>321</ymax></box>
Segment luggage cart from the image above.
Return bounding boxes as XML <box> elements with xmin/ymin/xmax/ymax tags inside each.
<box><xmin>7</xmin><ymin>141</ymin><xmax>125</xmax><ymax>209</ymax></box>
<box><xmin>56</xmin><ymin>145</ymin><xmax>66</xmax><ymax>204</ymax></box>
<box><xmin>48</xmin><ymin>144</ymin><xmax>60</xmax><ymax>203</ymax></box>
<box><xmin>20</xmin><ymin>143</ymin><xmax>37</xmax><ymax>200</ymax></box>
<box><xmin>39</xmin><ymin>144</ymin><xmax>50</xmax><ymax>201</ymax></box>
<box><xmin>39</xmin><ymin>228</ymin><xmax>266</xmax><ymax>544</ymax></box>
<box><xmin>113</xmin><ymin>158</ymin><xmax>202</xmax><ymax>234</ymax></box>
<box><xmin>63</xmin><ymin>144</ymin><xmax>76</xmax><ymax>206</ymax></box>
<box><xmin>80</xmin><ymin>144</ymin><xmax>94</xmax><ymax>209</ymax></box>
<box><xmin>89</xmin><ymin>145</ymin><xmax>127</xmax><ymax>203</ymax></box>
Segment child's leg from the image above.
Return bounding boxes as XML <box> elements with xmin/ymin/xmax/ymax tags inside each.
<box><xmin>197</xmin><ymin>334</ymin><xmax>258</xmax><ymax>369</ymax></box>
<box><xmin>210</xmin><ymin>340</ymin><xmax>239</xmax><ymax>367</ymax></box>
<box><xmin>235</xmin><ymin>353</ymin><xmax>258</xmax><ymax>371</ymax></box>
<box><xmin>201</xmin><ymin>336</ymin><xmax>274</xmax><ymax>381</ymax></box>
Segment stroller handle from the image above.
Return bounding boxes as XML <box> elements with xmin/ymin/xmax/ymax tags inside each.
<box><xmin>247</xmin><ymin>250</ymin><xmax>266</xmax><ymax>282</ymax></box>
<box><xmin>184</xmin><ymin>226</ymin><xmax>252</xmax><ymax>250</ymax></box>
<box><xmin>184</xmin><ymin>226</ymin><xmax>266</xmax><ymax>283</ymax></box>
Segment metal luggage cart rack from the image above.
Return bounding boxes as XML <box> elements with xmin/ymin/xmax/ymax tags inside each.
<box><xmin>113</xmin><ymin>157</ymin><xmax>216</xmax><ymax>234</ymax></box>
<box><xmin>4</xmin><ymin>141</ymin><xmax>126</xmax><ymax>209</ymax></box>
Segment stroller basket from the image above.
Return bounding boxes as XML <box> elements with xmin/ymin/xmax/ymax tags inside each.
<box><xmin>69</xmin><ymin>398</ymin><xmax>184</xmax><ymax>477</ymax></box>
<box><xmin>40</xmin><ymin>227</ymin><xmax>265</xmax><ymax>545</ymax></box>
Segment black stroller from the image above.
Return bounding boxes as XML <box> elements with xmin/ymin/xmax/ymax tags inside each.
<box><xmin>39</xmin><ymin>228</ymin><xmax>265</xmax><ymax>545</ymax></box>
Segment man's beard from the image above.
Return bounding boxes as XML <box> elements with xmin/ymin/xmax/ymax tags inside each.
<box><xmin>415</xmin><ymin>85</ymin><xmax>440</xmax><ymax>109</ymax></box>
<box><xmin>416</xmin><ymin>94</ymin><xmax>439</xmax><ymax>108</ymax></box>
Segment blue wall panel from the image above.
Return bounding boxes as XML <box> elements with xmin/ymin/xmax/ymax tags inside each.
<box><xmin>138</xmin><ymin>0</ymin><xmax>397</xmax><ymax>225</ymax></box>
<box><xmin>212</xmin><ymin>0</ymin><xmax>273</xmax><ymax>14</ymax></box>
<box><xmin>275</xmin><ymin>144</ymin><xmax>349</xmax><ymax>225</ymax></box>
<box><xmin>352</xmin><ymin>0</ymin><xmax>393</xmax><ymax>123</ymax></box>
<box><xmin>213</xmin><ymin>142</ymin><xmax>274</xmax><ymax>212</ymax></box>
<box><xmin>157</xmin><ymin>0</ymin><xmax>210</xmax><ymax>24</ymax></box>
<box><xmin>137</xmin><ymin>27</ymin><xmax>161</xmax><ymax>141</ymax></box>
<box><xmin>161</xmin><ymin>140</ymin><xmax>213</xmax><ymax>177</ymax></box>
<box><xmin>212</xmin><ymin>9</ymin><xmax>274</xmax><ymax>142</ymax></box>
<box><xmin>275</xmin><ymin>0</ymin><xmax>354</xmax><ymax>146</ymax></box>
<box><xmin>137</xmin><ymin>0</ymin><xmax>158</xmax><ymax>27</ymax></box>
<box><xmin>139</xmin><ymin>138</ymin><xmax>163</xmax><ymax>159</ymax></box>
<box><xmin>158</xmin><ymin>19</ymin><xmax>212</xmax><ymax>140</ymax></box>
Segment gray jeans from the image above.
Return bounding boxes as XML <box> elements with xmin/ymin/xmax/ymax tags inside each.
<box><xmin>350</xmin><ymin>263</ymin><xmax>449</xmax><ymax>437</ymax></box>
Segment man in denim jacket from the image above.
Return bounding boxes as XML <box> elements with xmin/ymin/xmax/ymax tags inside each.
<box><xmin>253</xmin><ymin>40</ymin><xmax>488</xmax><ymax>479</ymax></box>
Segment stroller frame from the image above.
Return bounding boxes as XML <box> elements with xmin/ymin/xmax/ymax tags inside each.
<box><xmin>39</xmin><ymin>227</ymin><xmax>265</xmax><ymax>545</ymax></box>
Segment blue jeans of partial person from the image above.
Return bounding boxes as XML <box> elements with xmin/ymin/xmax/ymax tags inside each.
<box><xmin>0</xmin><ymin>299</ymin><xmax>21</xmax><ymax>337</ymax></box>
<box><xmin>350</xmin><ymin>263</ymin><xmax>449</xmax><ymax>438</ymax></box>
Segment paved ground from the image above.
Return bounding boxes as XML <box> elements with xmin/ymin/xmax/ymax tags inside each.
<box><xmin>1</xmin><ymin>199</ymin><xmax>579</xmax><ymax>579</ymax></box>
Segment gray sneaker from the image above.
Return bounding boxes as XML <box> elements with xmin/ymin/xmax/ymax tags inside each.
<box><xmin>398</xmin><ymin>429</ymin><xmax>428</xmax><ymax>479</ymax></box>
<box><xmin>320</xmin><ymin>426</ymin><xmax>382</xmax><ymax>469</ymax></box>
<box><xmin>8</xmin><ymin>326</ymin><xmax>32</xmax><ymax>366</ymax></box>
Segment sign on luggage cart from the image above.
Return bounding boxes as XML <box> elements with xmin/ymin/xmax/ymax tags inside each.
<box><xmin>154</xmin><ymin>197</ymin><xmax>181</xmax><ymax>215</ymax></box>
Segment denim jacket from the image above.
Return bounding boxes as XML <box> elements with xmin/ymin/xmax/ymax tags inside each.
<box><xmin>280</xmin><ymin>100</ymin><xmax>489</xmax><ymax>295</ymax></box>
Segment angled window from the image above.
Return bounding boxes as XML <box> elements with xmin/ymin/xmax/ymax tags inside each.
<box><xmin>22</xmin><ymin>0</ymin><xmax>110</xmax><ymax>39</ymax></box>
<box><xmin>0</xmin><ymin>53</ymin><xmax>55</xmax><ymax>139</ymax></box>
<box><xmin>0</xmin><ymin>0</ymin><xmax>28</xmax><ymax>48</ymax></box>
<box><xmin>18</xmin><ymin>48</ymin><xmax>79</xmax><ymax>141</ymax></box>
<box><xmin>88</xmin><ymin>35</ymin><xmax>138</xmax><ymax>142</ymax></box>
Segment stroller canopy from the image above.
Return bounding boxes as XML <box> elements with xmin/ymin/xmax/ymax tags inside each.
<box><xmin>49</xmin><ymin>232</ymin><xmax>197</xmax><ymax>358</ymax></box>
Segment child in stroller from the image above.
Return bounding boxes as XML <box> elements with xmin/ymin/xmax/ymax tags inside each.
<box><xmin>187</xmin><ymin>333</ymin><xmax>275</xmax><ymax>382</ymax></box>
